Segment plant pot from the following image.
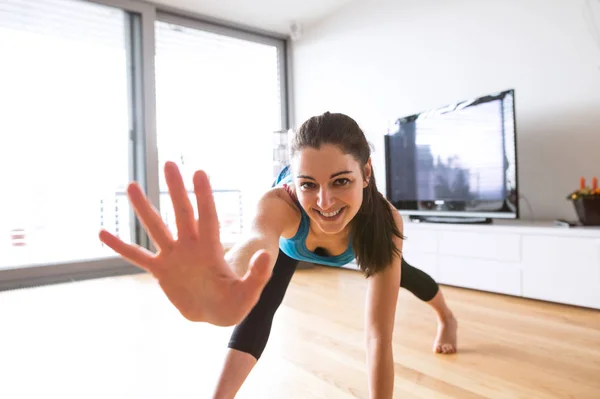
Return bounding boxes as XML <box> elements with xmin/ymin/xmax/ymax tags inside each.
<box><xmin>573</xmin><ymin>197</ymin><xmax>600</xmax><ymax>226</ymax></box>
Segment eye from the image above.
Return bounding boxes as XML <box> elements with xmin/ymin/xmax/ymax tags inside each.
<box><xmin>334</xmin><ymin>178</ymin><xmax>350</xmax><ymax>186</ymax></box>
<box><xmin>300</xmin><ymin>182</ymin><xmax>316</xmax><ymax>190</ymax></box>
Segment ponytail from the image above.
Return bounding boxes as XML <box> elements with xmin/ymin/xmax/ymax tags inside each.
<box><xmin>351</xmin><ymin>174</ymin><xmax>404</xmax><ymax>277</ymax></box>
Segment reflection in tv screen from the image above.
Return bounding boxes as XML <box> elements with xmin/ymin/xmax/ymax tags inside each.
<box><xmin>385</xmin><ymin>89</ymin><xmax>518</xmax><ymax>219</ymax></box>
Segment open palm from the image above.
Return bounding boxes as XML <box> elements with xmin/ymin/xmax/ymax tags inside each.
<box><xmin>99</xmin><ymin>161</ymin><xmax>272</xmax><ymax>326</ymax></box>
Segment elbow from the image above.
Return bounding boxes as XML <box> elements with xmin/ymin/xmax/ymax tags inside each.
<box><xmin>365</xmin><ymin>334</ymin><xmax>393</xmax><ymax>359</ymax></box>
<box><xmin>365</xmin><ymin>330</ymin><xmax>394</xmax><ymax>346</ymax></box>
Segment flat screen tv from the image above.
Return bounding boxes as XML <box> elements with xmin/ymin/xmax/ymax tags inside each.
<box><xmin>384</xmin><ymin>89</ymin><xmax>518</xmax><ymax>224</ymax></box>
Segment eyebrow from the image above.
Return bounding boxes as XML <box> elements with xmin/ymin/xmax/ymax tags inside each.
<box><xmin>296</xmin><ymin>170</ymin><xmax>353</xmax><ymax>180</ymax></box>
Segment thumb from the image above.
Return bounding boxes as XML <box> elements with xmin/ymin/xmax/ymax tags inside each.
<box><xmin>240</xmin><ymin>249</ymin><xmax>272</xmax><ymax>295</ymax></box>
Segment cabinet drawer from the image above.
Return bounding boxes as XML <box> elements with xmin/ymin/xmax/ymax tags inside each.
<box><xmin>522</xmin><ymin>235</ymin><xmax>600</xmax><ymax>309</ymax></box>
<box><xmin>438</xmin><ymin>231</ymin><xmax>521</xmax><ymax>262</ymax></box>
<box><xmin>403</xmin><ymin>228</ymin><xmax>438</xmax><ymax>254</ymax></box>
<box><xmin>437</xmin><ymin>255</ymin><xmax>521</xmax><ymax>296</ymax></box>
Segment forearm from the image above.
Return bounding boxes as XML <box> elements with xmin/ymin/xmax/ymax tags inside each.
<box><xmin>366</xmin><ymin>338</ymin><xmax>394</xmax><ymax>399</ymax></box>
<box><xmin>224</xmin><ymin>234</ymin><xmax>279</xmax><ymax>277</ymax></box>
<box><xmin>223</xmin><ymin>190</ymin><xmax>293</xmax><ymax>277</ymax></box>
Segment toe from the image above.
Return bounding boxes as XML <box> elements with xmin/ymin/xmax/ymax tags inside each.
<box><xmin>442</xmin><ymin>344</ymin><xmax>453</xmax><ymax>354</ymax></box>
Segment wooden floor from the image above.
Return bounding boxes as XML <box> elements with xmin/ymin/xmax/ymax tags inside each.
<box><xmin>0</xmin><ymin>266</ymin><xmax>599</xmax><ymax>399</ymax></box>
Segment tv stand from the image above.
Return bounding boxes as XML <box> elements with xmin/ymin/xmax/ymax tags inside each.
<box><xmin>409</xmin><ymin>215</ymin><xmax>492</xmax><ymax>224</ymax></box>
<box><xmin>400</xmin><ymin>218</ymin><xmax>600</xmax><ymax>310</ymax></box>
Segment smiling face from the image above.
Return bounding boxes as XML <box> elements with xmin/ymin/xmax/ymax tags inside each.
<box><xmin>291</xmin><ymin>143</ymin><xmax>371</xmax><ymax>236</ymax></box>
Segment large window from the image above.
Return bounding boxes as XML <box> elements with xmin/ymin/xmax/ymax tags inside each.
<box><xmin>0</xmin><ymin>0</ymin><xmax>135</xmax><ymax>271</ymax></box>
<box><xmin>154</xmin><ymin>16</ymin><xmax>286</xmax><ymax>243</ymax></box>
<box><xmin>0</xmin><ymin>0</ymin><xmax>288</xmax><ymax>288</ymax></box>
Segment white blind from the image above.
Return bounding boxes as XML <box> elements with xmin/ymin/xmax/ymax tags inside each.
<box><xmin>0</xmin><ymin>0</ymin><xmax>125</xmax><ymax>49</ymax></box>
<box><xmin>154</xmin><ymin>19</ymin><xmax>284</xmax><ymax>236</ymax></box>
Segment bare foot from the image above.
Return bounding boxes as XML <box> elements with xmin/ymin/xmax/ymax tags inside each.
<box><xmin>433</xmin><ymin>314</ymin><xmax>458</xmax><ymax>354</ymax></box>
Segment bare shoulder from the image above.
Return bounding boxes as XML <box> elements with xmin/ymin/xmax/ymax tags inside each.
<box><xmin>252</xmin><ymin>187</ymin><xmax>301</xmax><ymax>239</ymax></box>
<box><xmin>383</xmin><ymin>197</ymin><xmax>405</xmax><ymax>260</ymax></box>
<box><xmin>383</xmin><ymin>197</ymin><xmax>404</xmax><ymax>233</ymax></box>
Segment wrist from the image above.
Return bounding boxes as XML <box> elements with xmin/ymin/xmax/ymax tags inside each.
<box><xmin>366</xmin><ymin>339</ymin><xmax>394</xmax><ymax>399</ymax></box>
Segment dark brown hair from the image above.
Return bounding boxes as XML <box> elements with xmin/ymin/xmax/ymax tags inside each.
<box><xmin>290</xmin><ymin>112</ymin><xmax>404</xmax><ymax>277</ymax></box>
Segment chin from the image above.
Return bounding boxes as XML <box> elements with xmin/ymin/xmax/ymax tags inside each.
<box><xmin>315</xmin><ymin>223</ymin><xmax>348</xmax><ymax>235</ymax></box>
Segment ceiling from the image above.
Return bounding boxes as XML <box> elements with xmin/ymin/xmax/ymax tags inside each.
<box><xmin>150</xmin><ymin>0</ymin><xmax>357</xmax><ymax>36</ymax></box>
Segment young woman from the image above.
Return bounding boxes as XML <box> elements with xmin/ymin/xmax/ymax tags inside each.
<box><xmin>99</xmin><ymin>112</ymin><xmax>458</xmax><ymax>398</ymax></box>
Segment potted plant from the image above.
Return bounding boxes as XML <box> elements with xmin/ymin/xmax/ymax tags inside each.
<box><xmin>567</xmin><ymin>177</ymin><xmax>600</xmax><ymax>226</ymax></box>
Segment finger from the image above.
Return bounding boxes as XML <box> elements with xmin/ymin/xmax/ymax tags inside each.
<box><xmin>240</xmin><ymin>250</ymin><xmax>272</xmax><ymax>299</ymax></box>
<box><xmin>193</xmin><ymin>170</ymin><xmax>220</xmax><ymax>243</ymax></box>
<box><xmin>164</xmin><ymin>161</ymin><xmax>197</xmax><ymax>240</ymax></box>
<box><xmin>99</xmin><ymin>229</ymin><xmax>160</xmax><ymax>273</ymax></box>
<box><xmin>127</xmin><ymin>182</ymin><xmax>174</xmax><ymax>250</ymax></box>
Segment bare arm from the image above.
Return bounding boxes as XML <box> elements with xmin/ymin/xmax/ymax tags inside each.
<box><xmin>364</xmin><ymin>208</ymin><xmax>403</xmax><ymax>399</ymax></box>
<box><xmin>100</xmin><ymin>163</ymin><xmax>302</xmax><ymax>327</ymax></box>
<box><xmin>225</xmin><ymin>188</ymin><xmax>299</xmax><ymax>277</ymax></box>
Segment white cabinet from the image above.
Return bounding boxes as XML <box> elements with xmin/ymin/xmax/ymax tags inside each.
<box><xmin>521</xmin><ymin>235</ymin><xmax>600</xmax><ymax>309</ymax></box>
<box><xmin>437</xmin><ymin>230</ymin><xmax>521</xmax><ymax>262</ymax></box>
<box><xmin>397</xmin><ymin>218</ymin><xmax>600</xmax><ymax>310</ymax></box>
<box><xmin>437</xmin><ymin>256</ymin><xmax>522</xmax><ymax>296</ymax></box>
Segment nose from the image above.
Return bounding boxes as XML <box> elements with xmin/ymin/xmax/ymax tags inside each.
<box><xmin>317</xmin><ymin>187</ymin><xmax>335</xmax><ymax>210</ymax></box>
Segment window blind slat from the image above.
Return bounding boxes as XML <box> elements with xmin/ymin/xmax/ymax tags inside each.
<box><xmin>0</xmin><ymin>0</ymin><xmax>126</xmax><ymax>48</ymax></box>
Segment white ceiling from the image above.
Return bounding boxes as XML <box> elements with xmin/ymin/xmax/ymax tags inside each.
<box><xmin>150</xmin><ymin>0</ymin><xmax>357</xmax><ymax>35</ymax></box>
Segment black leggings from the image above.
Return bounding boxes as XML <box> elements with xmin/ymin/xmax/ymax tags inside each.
<box><xmin>227</xmin><ymin>250</ymin><xmax>439</xmax><ymax>360</ymax></box>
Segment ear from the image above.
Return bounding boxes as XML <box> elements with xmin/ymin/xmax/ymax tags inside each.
<box><xmin>363</xmin><ymin>159</ymin><xmax>372</xmax><ymax>188</ymax></box>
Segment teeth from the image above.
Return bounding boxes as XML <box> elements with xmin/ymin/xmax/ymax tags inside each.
<box><xmin>319</xmin><ymin>208</ymin><xmax>342</xmax><ymax>217</ymax></box>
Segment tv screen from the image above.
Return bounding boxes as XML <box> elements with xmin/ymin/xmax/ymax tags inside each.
<box><xmin>385</xmin><ymin>89</ymin><xmax>518</xmax><ymax>221</ymax></box>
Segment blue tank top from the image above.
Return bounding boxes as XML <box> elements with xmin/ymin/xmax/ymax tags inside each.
<box><xmin>273</xmin><ymin>166</ymin><xmax>356</xmax><ymax>267</ymax></box>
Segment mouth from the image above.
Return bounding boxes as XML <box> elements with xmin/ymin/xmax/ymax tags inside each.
<box><xmin>314</xmin><ymin>207</ymin><xmax>346</xmax><ymax>221</ymax></box>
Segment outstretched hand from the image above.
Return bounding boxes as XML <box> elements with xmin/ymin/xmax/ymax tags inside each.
<box><xmin>99</xmin><ymin>161</ymin><xmax>272</xmax><ymax>326</ymax></box>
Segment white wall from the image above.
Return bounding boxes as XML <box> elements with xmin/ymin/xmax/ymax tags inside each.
<box><xmin>292</xmin><ymin>0</ymin><xmax>600</xmax><ymax>221</ymax></box>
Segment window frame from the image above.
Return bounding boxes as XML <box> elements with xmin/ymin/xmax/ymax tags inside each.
<box><xmin>0</xmin><ymin>0</ymin><xmax>291</xmax><ymax>291</ymax></box>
